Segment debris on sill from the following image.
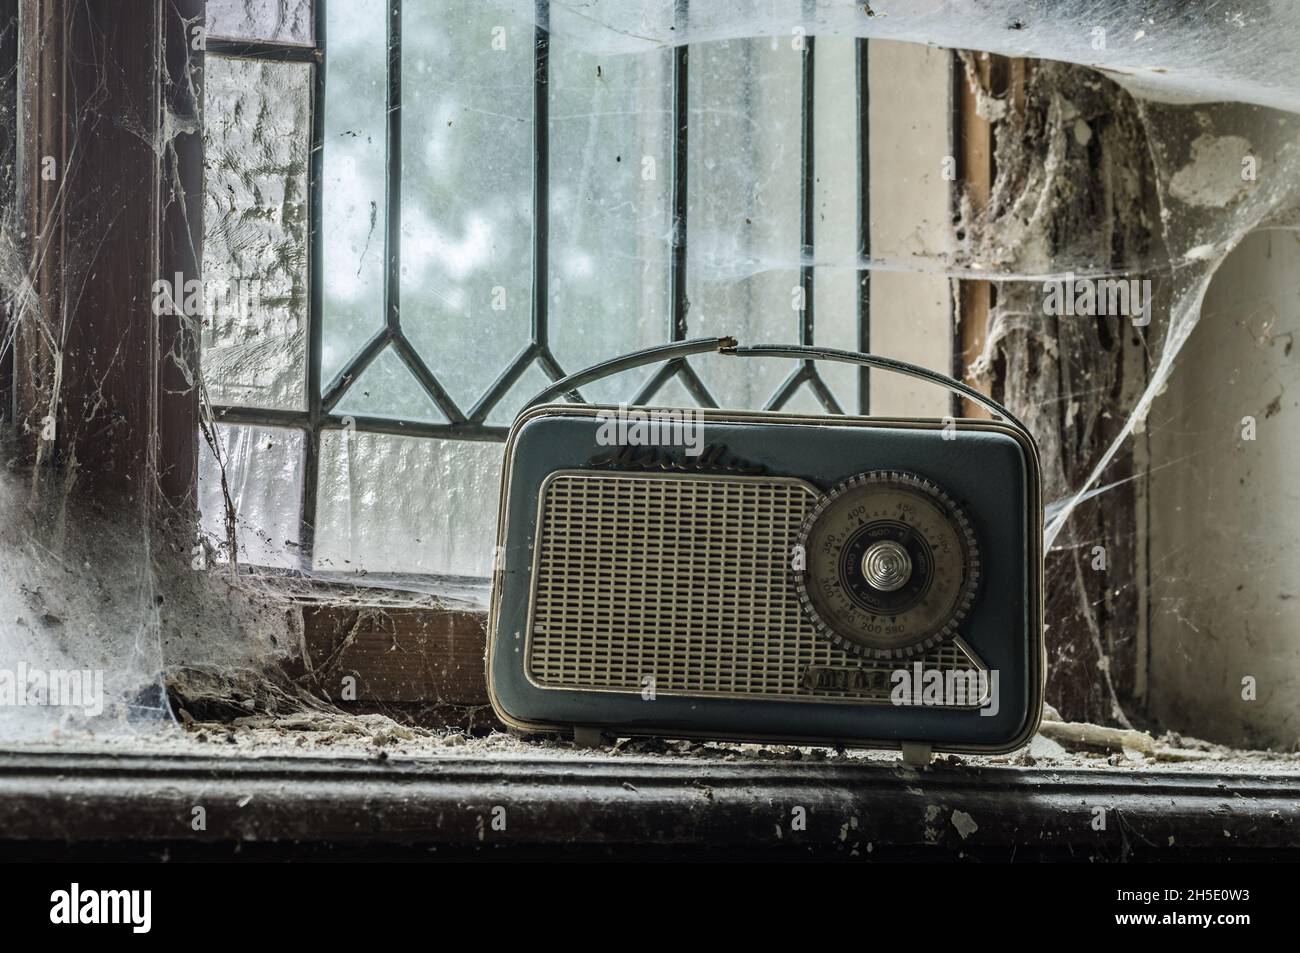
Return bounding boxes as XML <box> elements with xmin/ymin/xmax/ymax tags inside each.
<box><xmin>150</xmin><ymin>663</ymin><xmax>1300</xmax><ymax>773</ymax></box>
<box><xmin>1037</xmin><ymin>719</ymin><xmax>1157</xmax><ymax>757</ymax></box>
<box><xmin>166</xmin><ymin>663</ymin><xmax>333</xmax><ymax>724</ymax></box>
<box><xmin>1033</xmin><ymin>719</ymin><xmax>1248</xmax><ymax>764</ymax></box>
<box><xmin>20</xmin><ymin>710</ymin><xmax>1287</xmax><ymax>777</ymax></box>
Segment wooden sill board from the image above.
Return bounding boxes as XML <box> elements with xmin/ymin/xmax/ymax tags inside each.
<box><xmin>300</xmin><ymin>605</ymin><xmax>489</xmax><ymax>707</ymax></box>
<box><xmin>1</xmin><ymin>749</ymin><xmax>1296</xmax><ymax>860</ymax></box>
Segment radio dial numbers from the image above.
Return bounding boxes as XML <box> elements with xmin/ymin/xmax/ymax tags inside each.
<box><xmin>795</xmin><ymin>471</ymin><xmax>980</xmax><ymax>659</ymax></box>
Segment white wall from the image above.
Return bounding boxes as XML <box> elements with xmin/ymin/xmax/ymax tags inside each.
<box><xmin>1147</xmin><ymin>228</ymin><xmax>1300</xmax><ymax>748</ymax></box>
<box><xmin>868</xmin><ymin>41</ymin><xmax>954</xmax><ymax>416</ymax></box>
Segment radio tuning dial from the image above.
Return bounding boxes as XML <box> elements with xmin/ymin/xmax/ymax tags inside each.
<box><xmin>794</xmin><ymin>471</ymin><xmax>981</xmax><ymax>659</ymax></box>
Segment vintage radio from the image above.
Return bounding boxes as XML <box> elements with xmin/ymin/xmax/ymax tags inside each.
<box><xmin>486</xmin><ymin>338</ymin><xmax>1044</xmax><ymax>763</ymax></box>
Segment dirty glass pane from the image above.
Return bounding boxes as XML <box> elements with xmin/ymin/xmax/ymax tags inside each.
<box><xmin>485</xmin><ymin>359</ymin><xmax>553</xmax><ymax>426</ymax></box>
<box><xmin>547</xmin><ymin>43</ymin><xmax>674</xmax><ymax>405</ymax></box>
<box><xmin>810</xmin><ymin>36</ymin><xmax>863</xmax><ymax>413</ymax></box>
<box><xmin>321</xmin><ymin>0</ymin><xmax>388</xmax><ymax>386</ymax></box>
<box><xmin>400</xmin><ymin>0</ymin><xmax>535</xmax><ymax>415</ymax></box>
<box><xmin>686</xmin><ymin>37</ymin><xmax>804</xmax><ymax>409</ymax></box>
<box><xmin>314</xmin><ymin>431</ymin><xmax>503</xmax><ymax>578</ymax></box>
<box><xmin>202</xmin><ymin>55</ymin><xmax>310</xmax><ymax>411</ymax></box>
<box><xmin>206</xmin><ymin>0</ymin><xmax>314</xmax><ymax>46</ymax></box>
<box><xmin>199</xmin><ymin>424</ymin><xmax>306</xmax><ymax>569</ymax></box>
<box><xmin>334</xmin><ymin>346</ymin><xmax>446</xmax><ymax>423</ymax></box>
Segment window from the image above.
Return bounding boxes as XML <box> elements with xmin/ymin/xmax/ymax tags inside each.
<box><xmin>200</xmin><ymin>1</ymin><xmax>957</xmax><ymax>584</ymax></box>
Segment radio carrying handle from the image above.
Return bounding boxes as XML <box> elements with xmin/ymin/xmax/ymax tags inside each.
<box><xmin>523</xmin><ymin>335</ymin><xmax>1030</xmax><ymax>438</ymax></box>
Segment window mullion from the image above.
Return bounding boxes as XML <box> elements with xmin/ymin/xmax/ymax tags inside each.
<box><xmin>855</xmin><ymin>38</ymin><xmax>871</xmax><ymax>415</ymax></box>
<box><xmin>669</xmin><ymin>27</ymin><xmax>689</xmax><ymax>343</ymax></box>
<box><xmin>205</xmin><ymin>39</ymin><xmax>320</xmax><ymax>62</ymax></box>
<box><xmin>384</xmin><ymin>0</ymin><xmax>402</xmax><ymax>339</ymax></box>
<box><xmin>532</xmin><ymin>0</ymin><xmax>550</xmax><ymax>360</ymax></box>
<box><xmin>799</xmin><ymin>35</ymin><xmax>815</xmax><ymax>349</ymax></box>
<box><xmin>300</xmin><ymin>0</ymin><xmax>329</xmax><ymax>565</ymax></box>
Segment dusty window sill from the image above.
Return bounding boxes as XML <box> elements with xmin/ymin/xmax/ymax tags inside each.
<box><xmin>2</xmin><ymin>728</ymin><xmax>1297</xmax><ymax>861</ymax></box>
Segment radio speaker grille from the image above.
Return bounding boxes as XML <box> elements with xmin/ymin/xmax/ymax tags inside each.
<box><xmin>527</xmin><ymin>471</ymin><xmax>983</xmax><ymax>705</ymax></box>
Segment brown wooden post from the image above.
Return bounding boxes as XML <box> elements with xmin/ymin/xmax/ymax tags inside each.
<box><xmin>15</xmin><ymin>0</ymin><xmax>200</xmax><ymax>512</ymax></box>
<box><xmin>954</xmin><ymin>53</ymin><xmax>1149</xmax><ymax>725</ymax></box>
<box><xmin>156</xmin><ymin>0</ymin><xmax>203</xmax><ymax>507</ymax></box>
<box><xmin>0</xmin><ymin>0</ymin><xmax>17</xmax><ymax>425</ymax></box>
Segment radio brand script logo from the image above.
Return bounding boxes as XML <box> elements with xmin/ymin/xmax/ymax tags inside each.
<box><xmin>50</xmin><ymin>884</ymin><xmax>151</xmax><ymax>933</ymax></box>
<box><xmin>595</xmin><ymin>404</ymin><xmax>705</xmax><ymax>457</ymax></box>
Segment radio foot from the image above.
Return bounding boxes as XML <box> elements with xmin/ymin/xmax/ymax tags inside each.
<box><xmin>572</xmin><ymin>726</ymin><xmax>607</xmax><ymax>749</ymax></box>
<box><xmin>900</xmin><ymin>742</ymin><xmax>934</xmax><ymax>767</ymax></box>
